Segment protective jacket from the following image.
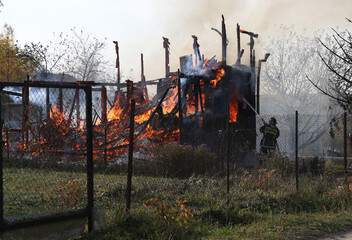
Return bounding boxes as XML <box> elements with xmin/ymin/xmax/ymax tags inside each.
<box><xmin>260</xmin><ymin>123</ymin><xmax>280</xmax><ymax>150</ymax></box>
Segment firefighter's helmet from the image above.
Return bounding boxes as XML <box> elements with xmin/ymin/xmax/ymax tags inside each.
<box><xmin>269</xmin><ymin>117</ymin><xmax>277</xmax><ymax>125</ymax></box>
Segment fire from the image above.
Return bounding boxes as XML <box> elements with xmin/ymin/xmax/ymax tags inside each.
<box><xmin>210</xmin><ymin>68</ymin><xmax>225</xmax><ymax>88</ymax></box>
<box><xmin>162</xmin><ymin>87</ymin><xmax>178</xmax><ymax>114</ymax></box>
<box><xmin>107</xmin><ymin>101</ymin><xmax>124</xmax><ymax>121</ymax></box>
<box><xmin>229</xmin><ymin>96</ymin><xmax>238</xmax><ymax>123</ymax></box>
<box><xmin>135</xmin><ymin>109</ymin><xmax>152</xmax><ymax>124</ymax></box>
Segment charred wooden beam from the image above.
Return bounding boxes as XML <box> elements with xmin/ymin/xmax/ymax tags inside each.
<box><xmin>141</xmin><ymin>53</ymin><xmax>149</xmax><ymax>102</ymax></box>
<box><xmin>237</xmin><ymin>23</ymin><xmax>241</xmax><ymax>64</ymax></box>
<box><xmin>1</xmin><ymin>90</ymin><xmax>22</xmax><ymax>97</ymax></box>
<box><xmin>113</xmin><ymin>41</ymin><xmax>121</xmax><ymax>93</ymax></box>
<box><xmin>221</xmin><ymin>15</ymin><xmax>227</xmax><ymax>65</ymax></box>
<box><xmin>178</xmin><ymin>70</ymin><xmax>183</xmax><ymax>144</ymax></box>
<box><xmin>163</xmin><ymin>37</ymin><xmax>170</xmax><ymax>77</ymax></box>
<box><xmin>126</xmin><ymin>80</ymin><xmax>134</xmax><ymax>105</ymax></box>
<box><xmin>101</xmin><ymin>85</ymin><xmax>107</xmax><ymax>124</ymax></box>
<box><xmin>192</xmin><ymin>35</ymin><xmax>202</xmax><ymax>66</ymax></box>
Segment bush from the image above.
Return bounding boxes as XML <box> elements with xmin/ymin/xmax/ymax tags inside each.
<box><xmin>259</xmin><ymin>153</ymin><xmax>293</xmax><ymax>175</ymax></box>
<box><xmin>152</xmin><ymin>143</ymin><xmax>218</xmax><ymax>178</ymax></box>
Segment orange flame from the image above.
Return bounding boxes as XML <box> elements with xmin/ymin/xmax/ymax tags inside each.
<box><xmin>210</xmin><ymin>68</ymin><xmax>225</xmax><ymax>88</ymax></box>
<box><xmin>229</xmin><ymin>96</ymin><xmax>238</xmax><ymax>123</ymax></box>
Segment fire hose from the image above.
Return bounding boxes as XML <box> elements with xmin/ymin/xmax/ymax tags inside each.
<box><xmin>242</xmin><ymin>97</ymin><xmax>280</xmax><ymax>153</ymax></box>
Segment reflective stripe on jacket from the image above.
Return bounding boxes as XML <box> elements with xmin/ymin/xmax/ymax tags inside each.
<box><xmin>260</xmin><ymin>124</ymin><xmax>280</xmax><ymax>149</ymax></box>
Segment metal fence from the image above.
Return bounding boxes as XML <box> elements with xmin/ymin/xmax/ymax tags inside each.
<box><xmin>0</xmin><ymin>81</ymin><xmax>94</xmax><ymax>232</ymax></box>
<box><xmin>0</xmin><ymin>80</ymin><xmax>350</xmax><ymax>235</ymax></box>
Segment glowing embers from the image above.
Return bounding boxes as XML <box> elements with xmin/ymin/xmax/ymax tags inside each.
<box><xmin>229</xmin><ymin>96</ymin><xmax>238</xmax><ymax>123</ymax></box>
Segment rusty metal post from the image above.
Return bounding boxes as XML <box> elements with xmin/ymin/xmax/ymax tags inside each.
<box><xmin>344</xmin><ymin>112</ymin><xmax>347</xmax><ymax>174</ymax></box>
<box><xmin>6</xmin><ymin>129</ymin><xmax>9</xmax><ymax>159</ymax></box>
<box><xmin>101</xmin><ymin>85</ymin><xmax>107</xmax><ymax>163</ymax></box>
<box><xmin>85</xmin><ymin>86</ymin><xmax>94</xmax><ymax>232</ymax></box>
<box><xmin>256</xmin><ymin>54</ymin><xmax>270</xmax><ymax>114</ymax></box>
<box><xmin>58</xmin><ymin>88</ymin><xmax>63</xmax><ymax>116</ymax></box>
<box><xmin>76</xmin><ymin>89</ymin><xmax>80</xmax><ymax>128</ymax></box>
<box><xmin>0</xmin><ymin>85</ymin><xmax>3</xmax><ymax>231</ymax></box>
<box><xmin>46</xmin><ymin>87</ymin><xmax>50</xmax><ymax>120</ymax></box>
<box><xmin>22</xmin><ymin>80</ymin><xmax>30</xmax><ymax>148</ymax></box>
<box><xmin>101</xmin><ymin>86</ymin><xmax>107</xmax><ymax>124</ymax></box>
<box><xmin>295</xmin><ymin>111</ymin><xmax>299</xmax><ymax>193</ymax></box>
<box><xmin>226</xmin><ymin>99</ymin><xmax>230</xmax><ymax>204</ymax></box>
<box><xmin>126</xmin><ymin>99</ymin><xmax>135</xmax><ymax>211</ymax></box>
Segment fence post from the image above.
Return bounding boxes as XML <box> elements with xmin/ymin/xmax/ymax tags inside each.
<box><xmin>101</xmin><ymin>86</ymin><xmax>107</xmax><ymax>163</ymax></box>
<box><xmin>46</xmin><ymin>87</ymin><xmax>50</xmax><ymax>120</ymax></box>
<box><xmin>22</xmin><ymin>83</ymin><xmax>30</xmax><ymax>148</ymax></box>
<box><xmin>226</xmin><ymin>100</ymin><xmax>230</xmax><ymax>204</ymax></box>
<box><xmin>85</xmin><ymin>86</ymin><xmax>94</xmax><ymax>232</ymax></box>
<box><xmin>344</xmin><ymin>112</ymin><xmax>347</xmax><ymax>174</ymax></box>
<box><xmin>295</xmin><ymin>110</ymin><xmax>299</xmax><ymax>193</ymax></box>
<box><xmin>0</xmin><ymin>85</ymin><xmax>3</xmax><ymax>231</ymax></box>
<box><xmin>126</xmin><ymin>99</ymin><xmax>135</xmax><ymax>211</ymax></box>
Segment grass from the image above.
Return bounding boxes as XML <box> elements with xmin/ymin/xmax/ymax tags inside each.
<box><xmin>4</xmin><ymin>156</ymin><xmax>352</xmax><ymax>239</ymax></box>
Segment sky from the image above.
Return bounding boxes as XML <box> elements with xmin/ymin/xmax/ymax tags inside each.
<box><xmin>0</xmin><ymin>0</ymin><xmax>351</xmax><ymax>83</ymax></box>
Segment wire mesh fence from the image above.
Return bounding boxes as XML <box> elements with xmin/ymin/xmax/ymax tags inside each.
<box><xmin>1</xmin><ymin>80</ymin><xmax>351</xmax><ymax>233</ymax></box>
<box><xmin>0</xmin><ymin>81</ymin><xmax>94</xmax><ymax>231</ymax></box>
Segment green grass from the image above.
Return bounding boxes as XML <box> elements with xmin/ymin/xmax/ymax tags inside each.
<box><xmin>4</xmin><ymin>162</ymin><xmax>352</xmax><ymax>239</ymax></box>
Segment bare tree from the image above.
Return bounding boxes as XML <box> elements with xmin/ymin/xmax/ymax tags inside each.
<box><xmin>21</xmin><ymin>32</ymin><xmax>68</xmax><ymax>76</ymax></box>
<box><xmin>261</xmin><ymin>25</ymin><xmax>332</xmax><ymax>154</ymax></box>
<box><xmin>62</xmin><ymin>29</ymin><xmax>109</xmax><ymax>82</ymax></box>
<box><xmin>307</xmin><ymin>18</ymin><xmax>352</xmax><ymax>113</ymax></box>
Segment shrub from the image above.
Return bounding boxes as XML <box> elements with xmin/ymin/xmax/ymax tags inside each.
<box><xmin>259</xmin><ymin>153</ymin><xmax>293</xmax><ymax>175</ymax></box>
<box><xmin>152</xmin><ymin>143</ymin><xmax>218</xmax><ymax>178</ymax></box>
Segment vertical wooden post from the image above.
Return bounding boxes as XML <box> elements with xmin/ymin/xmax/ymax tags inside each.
<box><xmin>295</xmin><ymin>111</ymin><xmax>299</xmax><ymax>193</ymax></box>
<box><xmin>178</xmin><ymin>70</ymin><xmax>183</xmax><ymax>144</ymax></box>
<box><xmin>126</xmin><ymin>80</ymin><xmax>134</xmax><ymax>106</ymax></box>
<box><xmin>344</xmin><ymin>112</ymin><xmax>347</xmax><ymax>174</ymax></box>
<box><xmin>126</xmin><ymin>99</ymin><xmax>135</xmax><ymax>211</ymax></box>
<box><xmin>141</xmin><ymin>53</ymin><xmax>149</xmax><ymax>102</ymax></box>
<box><xmin>237</xmin><ymin>23</ymin><xmax>241</xmax><ymax>65</ymax></box>
<box><xmin>163</xmin><ymin>37</ymin><xmax>170</xmax><ymax>77</ymax></box>
<box><xmin>221</xmin><ymin>15</ymin><xmax>227</xmax><ymax>65</ymax></box>
<box><xmin>113</xmin><ymin>41</ymin><xmax>121</xmax><ymax>93</ymax></box>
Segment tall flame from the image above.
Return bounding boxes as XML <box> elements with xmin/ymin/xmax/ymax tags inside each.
<box><xmin>229</xmin><ymin>96</ymin><xmax>238</xmax><ymax>123</ymax></box>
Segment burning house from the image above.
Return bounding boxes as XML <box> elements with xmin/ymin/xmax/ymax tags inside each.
<box><xmin>175</xmin><ymin>56</ymin><xmax>256</xmax><ymax>167</ymax></box>
<box><xmin>1</xmin><ymin>15</ymin><xmax>261</xmax><ymax>168</ymax></box>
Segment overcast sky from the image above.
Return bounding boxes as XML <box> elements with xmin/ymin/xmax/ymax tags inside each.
<box><xmin>0</xmin><ymin>0</ymin><xmax>351</xmax><ymax>82</ymax></box>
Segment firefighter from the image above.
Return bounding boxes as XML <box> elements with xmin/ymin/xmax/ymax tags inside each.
<box><xmin>260</xmin><ymin>117</ymin><xmax>280</xmax><ymax>156</ymax></box>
